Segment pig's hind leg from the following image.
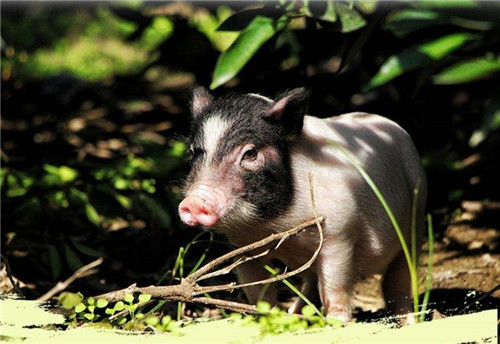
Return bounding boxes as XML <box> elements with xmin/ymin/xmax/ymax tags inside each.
<box><xmin>382</xmin><ymin>250</ymin><xmax>415</xmax><ymax>322</ymax></box>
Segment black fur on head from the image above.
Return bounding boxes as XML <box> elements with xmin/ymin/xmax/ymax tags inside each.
<box><xmin>187</xmin><ymin>87</ymin><xmax>310</xmax><ymax>220</ymax></box>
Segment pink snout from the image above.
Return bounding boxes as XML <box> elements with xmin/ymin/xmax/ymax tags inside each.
<box><xmin>179</xmin><ymin>196</ymin><xmax>219</xmax><ymax>227</ymax></box>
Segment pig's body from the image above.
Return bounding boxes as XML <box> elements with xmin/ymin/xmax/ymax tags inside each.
<box><xmin>179</xmin><ymin>89</ymin><xmax>427</xmax><ymax>322</ymax></box>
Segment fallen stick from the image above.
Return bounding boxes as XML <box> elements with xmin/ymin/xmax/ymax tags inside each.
<box><xmin>95</xmin><ymin>217</ymin><xmax>324</xmax><ymax>314</ymax></box>
<box><xmin>37</xmin><ymin>257</ymin><xmax>104</xmax><ymax>302</ymax></box>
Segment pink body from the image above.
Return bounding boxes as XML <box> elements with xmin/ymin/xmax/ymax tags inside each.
<box><xmin>180</xmin><ymin>111</ymin><xmax>427</xmax><ymax>321</ymax></box>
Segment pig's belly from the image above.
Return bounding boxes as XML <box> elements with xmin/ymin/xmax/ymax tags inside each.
<box><xmin>281</xmin><ymin>113</ymin><xmax>417</xmax><ymax>277</ymax></box>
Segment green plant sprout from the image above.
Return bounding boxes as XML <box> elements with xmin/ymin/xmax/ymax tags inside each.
<box><xmin>61</xmin><ymin>292</ymin><xmax>179</xmax><ymax>333</ymax></box>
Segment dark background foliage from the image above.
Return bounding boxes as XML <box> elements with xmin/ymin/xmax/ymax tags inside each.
<box><xmin>1</xmin><ymin>0</ymin><xmax>499</xmax><ymax>308</ymax></box>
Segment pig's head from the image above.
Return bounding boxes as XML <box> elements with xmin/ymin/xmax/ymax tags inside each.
<box><xmin>178</xmin><ymin>87</ymin><xmax>309</xmax><ymax>230</ymax></box>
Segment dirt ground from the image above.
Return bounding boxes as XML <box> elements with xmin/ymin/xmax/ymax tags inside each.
<box><xmin>2</xmin><ymin>200</ymin><xmax>498</xmax><ymax>322</ymax></box>
<box><xmin>351</xmin><ymin>200</ymin><xmax>500</xmax><ymax>320</ymax></box>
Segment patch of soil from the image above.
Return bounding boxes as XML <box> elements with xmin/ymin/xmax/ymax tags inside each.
<box><xmin>351</xmin><ymin>200</ymin><xmax>500</xmax><ymax>320</ymax></box>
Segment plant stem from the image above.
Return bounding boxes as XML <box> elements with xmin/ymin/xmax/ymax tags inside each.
<box><xmin>327</xmin><ymin>139</ymin><xmax>420</xmax><ymax>316</ymax></box>
<box><xmin>420</xmin><ymin>214</ymin><xmax>434</xmax><ymax>322</ymax></box>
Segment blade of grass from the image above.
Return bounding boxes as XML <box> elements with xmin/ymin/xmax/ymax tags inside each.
<box><xmin>327</xmin><ymin>139</ymin><xmax>419</xmax><ymax>315</ymax></box>
<box><xmin>263</xmin><ymin>264</ymin><xmax>323</xmax><ymax>317</ymax></box>
<box><xmin>411</xmin><ymin>179</ymin><xmax>422</xmax><ymax>270</ymax></box>
<box><xmin>420</xmin><ymin>214</ymin><xmax>434</xmax><ymax>322</ymax></box>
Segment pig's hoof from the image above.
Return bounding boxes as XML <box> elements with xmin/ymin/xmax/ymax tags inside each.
<box><xmin>325</xmin><ymin>310</ymin><xmax>352</xmax><ymax>323</ymax></box>
<box><xmin>395</xmin><ymin>313</ymin><xmax>418</xmax><ymax>327</ymax></box>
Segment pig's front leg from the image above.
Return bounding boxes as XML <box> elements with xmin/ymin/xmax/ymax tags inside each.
<box><xmin>236</xmin><ymin>260</ymin><xmax>278</xmax><ymax>306</ymax></box>
<box><xmin>316</xmin><ymin>242</ymin><xmax>355</xmax><ymax>322</ymax></box>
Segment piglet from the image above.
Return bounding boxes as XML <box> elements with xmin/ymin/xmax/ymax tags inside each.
<box><xmin>179</xmin><ymin>87</ymin><xmax>427</xmax><ymax>322</ymax></box>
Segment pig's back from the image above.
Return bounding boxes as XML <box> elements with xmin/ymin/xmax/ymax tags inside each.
<box><xmin>279</xmin><ymin>113</ymin><xmax>426</xmax><ymax>273</ymax></box>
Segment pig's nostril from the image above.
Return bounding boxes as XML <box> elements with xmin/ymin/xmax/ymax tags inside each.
<box><xmin>179</xmin><ymin>196</ymin><xmax>219</xmax><ymax>227</ymax></box>
<box><xmin>180</xmin><ymin>205</ymin><xmax>192</xmax><ymax>215</ymax></box>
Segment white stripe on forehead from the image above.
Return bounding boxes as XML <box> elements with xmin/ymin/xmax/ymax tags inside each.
<box><xmin>247</xmin><ymin>93</ymin><xmax>273</xmax><ymax>103</ymax></box>
<box><xmin>202</xmin><ymin>115</ymin><xmax>233</xmax><ymax>163</ymax></box>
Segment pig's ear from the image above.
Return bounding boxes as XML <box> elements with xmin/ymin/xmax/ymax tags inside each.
<box><xmin>191</xmin><ymin>87</ymin><xmax>213</xmax><ymax>117</ymax></box>
<box><xmin>263</xmin><ymin>88</ymin><xmax>309</xmax><ymax>139</ymax></box>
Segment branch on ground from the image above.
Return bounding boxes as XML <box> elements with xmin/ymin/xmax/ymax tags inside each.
<box><xmin>95</xmin><ymin>217</ymin><xmax>324</xmax><ymax>314</ymax></box>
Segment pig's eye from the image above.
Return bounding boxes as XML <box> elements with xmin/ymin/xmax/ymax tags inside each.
<box><xmin>242</xmin><ymin>148</ymin><xmax>258</xmax><ymax>161</ymax></box>
<box><xmin>188</xmin><ymin>147</ymin><xmax>204</xmax><ymax>160</ymax></box>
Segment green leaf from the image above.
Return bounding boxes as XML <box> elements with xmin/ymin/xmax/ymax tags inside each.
<box><xmin>161</xmin><ymin>315</ymin><xmax>172</xmax><ymax>326</ymax></box>
<box><xmin>85</xmin><ymin>203</ymin><xmax>101</xmax><ymax>226</ymax></box>
<box><xmin>117</xmin><ymin>316</ymin><xmax>127</xmax><ymax>325</ymax></box>
<box><xmin>96</xmin><ymin>299</ymin><xmax>109</xmax><ymax>308</ymax></box>
<box><xmin>385</xmin><ymin>9</ymin><xmax>446</xmax><ymax>38</ymax></box>
<box><xmin>256</xmin><ymin>301</ymin><xmax>271</xmax><ymax>314</ymax></box>
<box><xmin>72</xmin><ymin>241</ymin><xmax>103</xmax><ymax>258</ymax></box>
<box><xmin>366</xmin><ymin>33</ymin><xmax>476</xmax><ymax>89</ymax></box>
<box><xmin>356</xmin><ymin>0</ymin><xmax>377</xmax><ymax>14</ymax></box>
<box><xmin>138</xmin><ymin>194</ymin><xmax>171</xmax><ymax>229</ymax></box>
<box><xmin>217</xmin><ymin>6</ymin><xmax>273</xmax><ymax>31</ymax></box>
<box><xmin>63</xmin><ymin>244</ymin><xmax>83</xmax><ymax>271</ymax></box>
<box><xmin>301</xmin><ymin>305</ymin><xmax>316</xmax><ymax>318</ymax></box>
<box><xmin>432</xmin><ymin>56</ymin><xmax>500</xmax><ymax>84</ymax></box>
<box><xmin>210</xmin><ymin>16</ymin><xmax>288</xmax><ymax>89</ymax></box>
<box><xmin>75</xmin><ymin>303</ymin><xmax>86</xmax><ymax>313</ymax></box>
<box><xmin>124</xmin><ymin>294</ymin><xmax>134</xmax><ymax>304</ymax></box>
<box><xmin>416</xmin><ymin>0</ymin><xmax>477</xmax><ymax>9</ymax></box>
<box><xmin>145</xmin><ymin>316</ymin><xmax>159</xmax><ymax>326</ymax></box>
<box><xmin>88</xmin><ymin>305</ymin><xmax>96</xmax><ymax>313</ymax></box>
<box><xmin>83</xmin><ymin>313</ymin><xmax>95</xmax><ymax>321</ymax></box>
<box><xmin>321</xmin><ymin>1</ymin><xmax>337</xmax><ymax>22</ymax></box>
<box><xmin>47</xmin><ymin>245</ymin><xmax>62</xmax><ymax>280</ymax></box>
<box><xmin>115</xmin><ymin>194</ymin><xmax>131</xmax><ymax>209</ymax></box>
<box><xmin>114</xmin><ymin>301</ymin><xmax>125</xmax><ymax>311</ymax></box>
<box><xmin>334</xmin><ymin>2</ymin><xmax>366</xmax><ymax>33</ymax></box>
<box><xmin>13</xmin><ymin>197</ymin><xmax>42</xmax><ymax>226</ymax></box>
<box><xmin>138</xmin><ymin>294</ymin><xmax>152</xmax><ymax>303</ymax></box>
<box><xmin>43</xmin><ymin>165</ymin><xmax>78</xmax><ymax>184</ymax></box>
<box><xmin>87</xmin><ymin>297</ymin><xmax>95</xmax><ymax>305</ymax></box>
<box><xmin>105</xmin><ymin>307</ymin><xmax>116</xmax><ymax>315</ymax></box>
<box><xmin>385</xmin><ymin>8</ymin><xmax>494</xmax><ymax>37</ymax></box>
<box><xmin>58</xmin><ymin>292</ymin><xmax>83</xmax><ymax>310</ymax></box>
<box><xmin>59</xmin><ymin>166</ymin><xmax>78</xmax><ymax>183</ymax></box>
<box><xmin>469</xmin><ymin>92</ymin><xmax>500</xmax><ymax>147</ymax></box>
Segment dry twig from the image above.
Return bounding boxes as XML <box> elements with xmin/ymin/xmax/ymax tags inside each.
<box><xmin>95</xmin><ymin>217</ymin><xmax>324</xmax><ymax>314</ymax></box>
<box><xmin>1</xmin><ymin>254</ymin><xmax>25</xmax><ymax>297</ymax></box>
<box><xmin>37</xmin><ymin>257</ymin><xmax>104</xmax><ymax>302</ymax></box>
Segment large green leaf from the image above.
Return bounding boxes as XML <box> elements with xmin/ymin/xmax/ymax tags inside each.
<box><xmin>85</xmin><ymin>203</ymin><xmax>101</xmax><ymax>226</ymax></box>
<box><xmin>138</xmin><ymin>194</ymin><xmax>171</xmax><ymax>229</ymax></box>
<box><xmin>356</xmin><ymin>0</ymin><xmax>377</xmax><ymax>15</ymax></box>
<box><xmin>416</xmin><ymin>0</ymin><xmax>477</xmax><ymax>9</ymax></box>
<box><xmin>385</xmin><ymin>8</ymin><xmax>494</xmax><ymax>38</ymax></box>
<box><xmin>321</xmin><ymin>1</ymin><xmax>337</xmax><ymax>22</ymax></box>
<box><xmin>366</xmin><ymin>33</ymin><xmax>476</xmax><ymax>89</ymax></box>
<box><xmin>334</xmin><ymin>2</ymin><xmax>367</xmax><ymax>33</ymax></box>
<box><xmin>216</xmin><ymin>6</ymin><xmax>275</xmax><ymax>32</ymax></box>
<box><xmin>385</xmin><ymin>10</ymin><xmax>446</xmax><ymax>38</ymax></box>
<box><xmin>432</xmin><ymin>56</ymin><xmax>500</xmax><ymax>84</ymax></box>
<box><xmin>47</xmin><ymin>244</ymin><xmax>62</xmax><ymax>280</ymax></box>
<box><xmin>210</xmin><ymin>15</ymin><xmax>288</xmax><ymax>89</ymax></box>
<box><xmin>64</xmin><ymin>244</ymin><xmax>83</xmax><ymax>272</ymax></box>
<box><xmin>416</xmin><ymin>0</ymin><xmax>500</xmax><ymax>24</ymax></box>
